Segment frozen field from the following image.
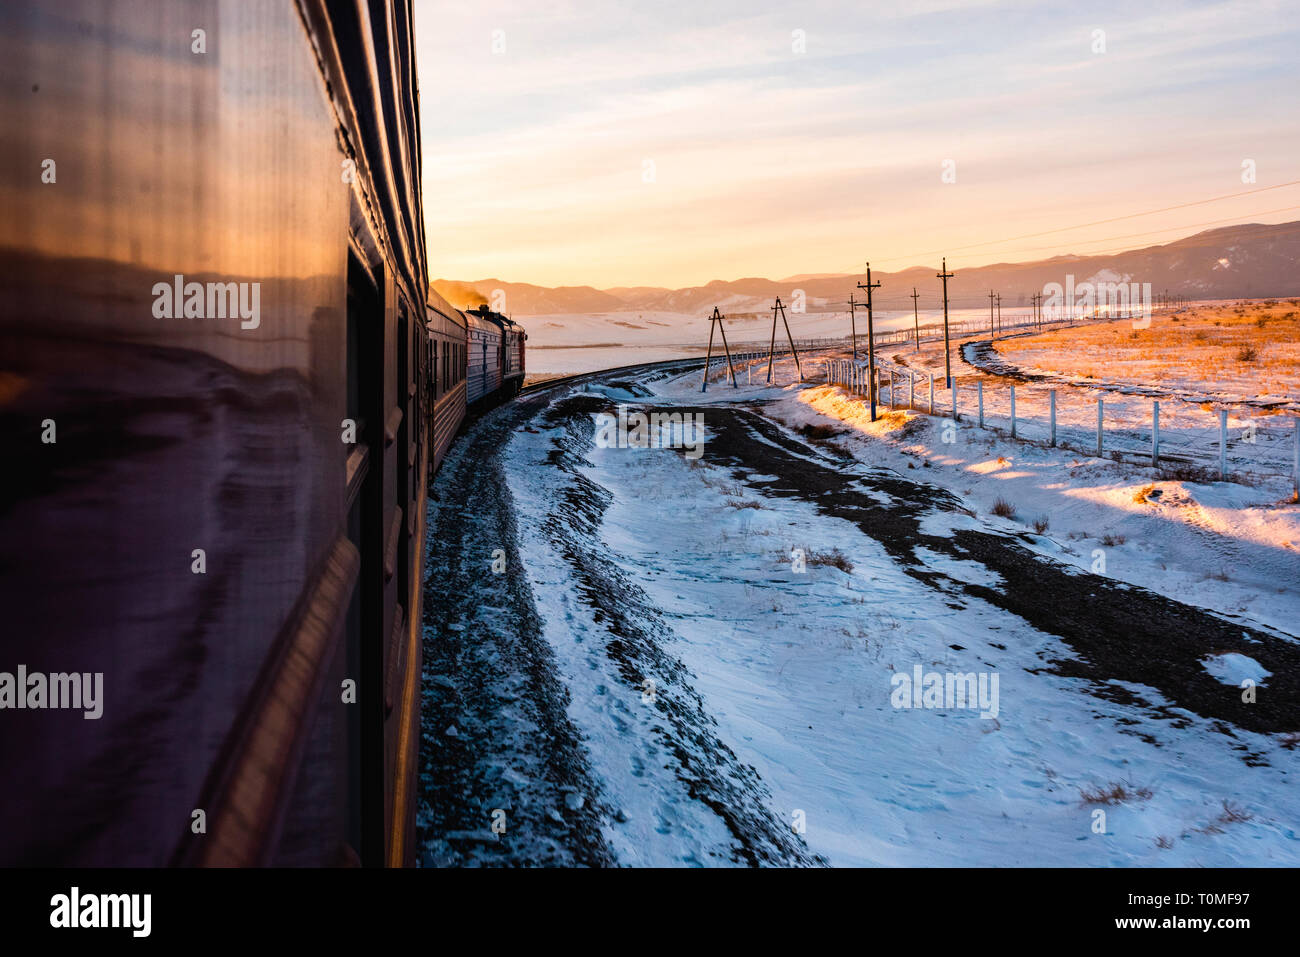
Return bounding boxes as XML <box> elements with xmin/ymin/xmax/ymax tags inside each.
<box><xmin>518</xmin><ymin>306</ymin><xmax>1018</xmax><ymax>376</ymax></box>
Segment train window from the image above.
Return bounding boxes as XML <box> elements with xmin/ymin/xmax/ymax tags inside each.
<box><xmin>397</xmin><ymin>301</ymin><xmax>408</xmax><ymax>408</ymax></box>
<box><xmin>346</xmin><ymin>253</ymin><xmax>380</xmax><ymax>462</ymax></box>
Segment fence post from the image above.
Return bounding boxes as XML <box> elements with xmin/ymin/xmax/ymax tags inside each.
<box><xmin>1049</xmin><ymin>389</ymin><xmax>1056</xmax><ymax>447</ymax></box>
<box><xmin>1096</xmin><ymin>397</ymin><xmax>1103</xmax><ymax>456</ymax></box>
<box><xmin>889</xmin><ymin>369</ymin><xmax>895</xmax><ymax>409</ymax></box>
<box><xmin>1219</xmin><ymin>409</ymin><xmax>1228</xmax><ymax>480</ymax></box>
<box><xmin>1152</xmin><ymin>401</ymin><xmax>1160</xmax><ymax>467</ymax></box>
<box><xmin>1293</xmin><ymin>416</ymin><xmax>1299</xmax><ymax>498</ymax></box>
<box><xmin>977</xmin><ymin>380</ymin><xmax>984</xmax><ymax>428</ymax></box>
<box><xmin>929</xmin><ymin>374</ymin><xmax>935</xmax><ymax>414</ymax></box>
<box><xmin>910</xmin><ymin>371</ymin><xmax>915</xmax><ymax>410</ymax></box>
<box><xmin>1010</xmin><ymin>385</ymin><xmax>1017</xmax><ymax>438</ymax></box>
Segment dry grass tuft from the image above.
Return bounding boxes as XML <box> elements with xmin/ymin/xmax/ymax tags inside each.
<box><xmin>1217</xmin><ymin>800</ymin><xmax>1253</xmax><ymax>824</ymax></box>
<box><xmin>1079</xmin><ymin>782</ymin><xmax>1154</xmax><ymax>806</ymax></box>
<box><xmin>991</xmin><ymin>497</ymin><xmax>1017</xmax><ymax>519</ymax></box>
<box><xmin>806</xmin><ymin>547</ymin><xmax>854</xmax><ymax>573</ymax></box>
<box><xmin>797</xmin><ymin>423</ymin><xmax>845</xmax><ymax>441</ymax></box>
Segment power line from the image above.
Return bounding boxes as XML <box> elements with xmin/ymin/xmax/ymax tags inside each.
<box><xmin>1003</xmin><ymin>207</ymin><xmax>1300</xmax><ymax>260</ymax></box>
<box><xmin>864</xmin><ymin>179</ymin><xmax>1300</xmax><ymax>267</ymax></box>
<box><xmin>828</xmin><ymin>206</ymin><xmax>1300</xmax><ymax>296</ymax></box>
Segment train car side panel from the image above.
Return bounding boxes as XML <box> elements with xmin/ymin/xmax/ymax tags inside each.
<box><xmin>0</xmin><ymin>0</ymin><xmax>430</xmax><ymax>867</ymax></box>
<box><xmin>466</xmin><ymin>313</ymin><xmax>503</xmax><ymax>404</ymax></box>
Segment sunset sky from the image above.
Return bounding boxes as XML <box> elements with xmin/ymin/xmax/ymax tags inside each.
<box><xmin>414</xmin><ymin>0</ymin><xmax>1300</xmax><ymax>289</ymax></box>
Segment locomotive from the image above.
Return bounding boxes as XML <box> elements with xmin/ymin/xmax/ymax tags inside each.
<box><xmin>0</xmin><ymin>0</ymin><xmax>521</xmax><ymax>867</ymax></box>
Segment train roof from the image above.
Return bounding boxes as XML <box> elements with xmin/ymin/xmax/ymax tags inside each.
<box><xmin>462</xmin><ymin>305</ymin><xmax>522</xmax><ymax>334</ymax></box>
<box><xmin>427</xmin><ymin>286</ymin><xmax>466</xmax><ymax>328</ymax></box>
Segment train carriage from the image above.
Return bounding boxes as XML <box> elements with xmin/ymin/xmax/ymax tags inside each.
<box><xmin>0</xmin><ymin>0</ymin><xmax>430</xmax><ymax>867</ymax></box>
<box><xmin>465</xmin><ymin>309</ymin><xmax>503</xmax><ymax>404</ymax></box>
<box><xmin>426</xmin><ymin>291</ymin><xmax>467</xmax><ymax>469</ymax></box>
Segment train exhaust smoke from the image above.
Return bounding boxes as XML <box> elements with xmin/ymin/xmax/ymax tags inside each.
<box><xmin>435</xmin><ymin>281</ymin><xmax>489</xmax><ymax>310</ymax></box>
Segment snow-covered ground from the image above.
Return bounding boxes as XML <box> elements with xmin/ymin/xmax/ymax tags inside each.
<box><xmin>867</xmin><ymin>329</ymin><xmax>1299</xmax><ymax>486</ymax></box>
<box><xmin>463</xmin><ymin>353</ymin><xmax>1300</xmax><ymax>867</ymax></box>
<box><xmin>780</xmin><ymin>381</ymin><xmax>1300</xmax><ymax>636</ymax></box>
<box><xmin>993</xmin><ymin>299</ymin><xmax>1300</xmax><ymax>408</ymax></box>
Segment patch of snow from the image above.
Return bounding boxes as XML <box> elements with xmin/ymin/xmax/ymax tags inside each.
<box><xmin>1201</xmin><ymin>652</ymin><xmax>1271</xmax><ymax>687</ymax></box>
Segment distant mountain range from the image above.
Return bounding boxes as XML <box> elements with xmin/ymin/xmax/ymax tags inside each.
<box><xmin>433</xmin><ymin>220</ymin><xmax>1300</xmax><ymax>316</ymax></box>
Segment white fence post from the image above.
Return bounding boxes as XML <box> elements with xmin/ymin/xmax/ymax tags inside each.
<box><xmin>1010</xmin><ymin>385</ymin><xmax>1017</xmax><ymax>439</ymax></box>
<box><xmin>977</xmin><ymin>380</ymin><xmax>984</xmax><ymax>428</ymax></box>
<box><xmin>929</xmin><ymin>374</ymin><xmax>935</xmax><ymax>414</ymax></box>
<box><xmin>1219</xmin><ymin>409</ymin><xmax>1228</xmax><ymax>480</ymax></box>
<box><xmin>1293</xmin><ymin>417</ymin><xmax>1299</xmax><ymax>498</ymax></box>
<box><xmin>1096</xmin><ymin>397</ymin><xmax>1104</xmax><ymax>456</ymax></box>
<box><xmin>1152</xmin><ymin>400</ymin><xmax>1160</xmax><ymax>467</ymax></box>
<box><xmin>951</xmin><ymin>381</ymin><xmax>957</xmax><ymax>421</ymax></box>
<box><xmin>1049</xmin><ymin>389</ymin><xmax>1056</xmax><ymax>447</ymax></box>
<box><xmin>910</xmin><ymin>371</ymin><xmax>915</xmax><ymax>410</ymax></box>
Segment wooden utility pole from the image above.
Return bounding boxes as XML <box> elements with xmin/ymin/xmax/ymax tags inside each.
<box><xmin>765</xmin><ymin>297</ymin><xmax>802</xmax><ymax>384</ymax></box>
<box><xmin>988</xmin><ymin>289</ymin><xmax>996</xmax><ymax>340</ymax></box>
<box><xmin>846</xmin><ymin>293</ymin><xmax>861</xmax><ymax>361</ymax></box>
<box><xmin>702</xmin><ymin>306</ymin><xmax>738</xmax><ymax>392</ymax></box>
<box><xmin>938</xmin><ymin>258</ymin><xmax>954</xmax><ymax>388</ymax></box>
<box><xmin>910</xmin><ymin>287</ymin><xmax>920</xmax><ymax>352</ymax></box>
<box><xmin>995</xmin><ymin>293</ymin><xmax>1001</xmax><ymax>337</ymax></box>
<box><xmin>856</xmin><ymin>263</ymin><xmax>882</xmax><ymax>422</ymax></box>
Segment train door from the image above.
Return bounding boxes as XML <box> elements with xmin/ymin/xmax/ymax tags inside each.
<box><xmin>344</xmin><ymin>249</ymin><xmax>383</xmax><ymax>862</ymax></box>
